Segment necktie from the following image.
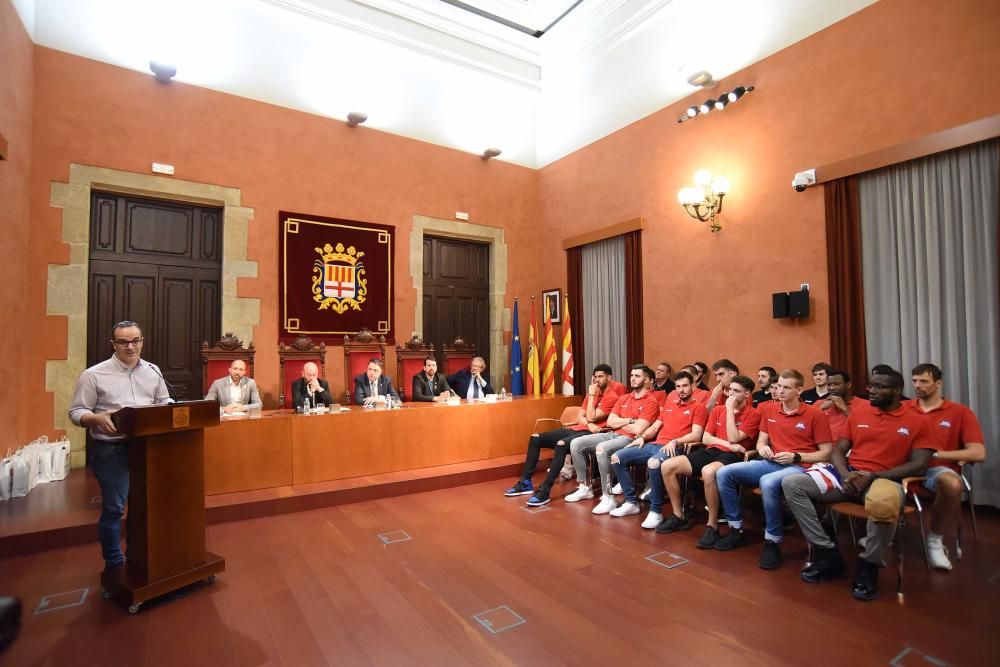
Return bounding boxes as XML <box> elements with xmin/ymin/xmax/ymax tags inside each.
<box><xmin>473</xmin><ymin>378</ymin><xmax>481</xmax><ymax>398</ymax></box>
<box><xmin>371</xmin><ymin>381</ymin><xmax>377</xmax><ymax>399</ymax></box>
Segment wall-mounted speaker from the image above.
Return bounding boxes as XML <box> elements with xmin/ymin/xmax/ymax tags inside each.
<box><xmin>789</xmin><ymin>288</ymin><xmax>810</xmax><ymax>318</ymax></box>
<box><xmin>772</xmin><ymin>292</ymin><xmax>790</xmax><ymax>319</ymax></box>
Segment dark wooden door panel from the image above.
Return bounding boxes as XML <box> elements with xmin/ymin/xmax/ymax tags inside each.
<box><xmin>88</xmin><ymin>192</ymin><xmax>222</xmax><ymax>401</ymax></box>
<box><xmin>422</xmin><ymin>236</ymin><xmax>490</xmax><ymax>367</ymax></box>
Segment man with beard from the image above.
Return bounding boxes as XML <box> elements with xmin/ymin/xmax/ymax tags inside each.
<box><xmin>905</xmin><ymin>363</ymin><xmax>986</xmax><ymax>570</ymax></box>
<box><xmin>819</xmin><ymin>369</ymin><xmax>857</xmax><ymax>441</ymax></box>
<box><xmin>753</xmin><ymin>367</ymin><xmax>777</xmax><ymax>407</ymax></box>
<box><xmin>782</xmin><ymin>369</ymin><xmax>934</xmax><ymax>600</ymax></box>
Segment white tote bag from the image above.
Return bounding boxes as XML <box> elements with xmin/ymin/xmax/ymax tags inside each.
<box><xmin>0</xmin><ymin>454</ymin><xmax>13</xmax><ymax>501</ymax></box>
<box><xmin>11</xmin><ymin>450</ymin><xmax>30</xmax><ymax>498</ymax></box>
<box><xmin>50</xmin><ymin>436</ymin><xmax>71</xmax><ymax>481</ymax></box>
<box><xmin>24</xmin><ymin>441</ymin><xmax>41</xmax><ymax>492</ymax></box>
<box><xmin>36</xmin><ymin>443</ymin><xmax>54</xmax><ymax>484</ymax></box>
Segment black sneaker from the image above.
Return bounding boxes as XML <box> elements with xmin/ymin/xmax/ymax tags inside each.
<box><xmin>758</xmin><ymin>540</ymin><xmax>783</xmax><ymax>570</ymax></box>
<box><xmin>655</xmin><ymin>514</ymin><xmax>690</xmax><ymax>534</ymax></box>
<box><xmin>714</xmin><ymin>527</ymin><xmax>745</xmax><ymax>551</ymax></box>
<box><xmin>504</xmin><ymin>479</ymin><xmax>533</xmax><ymax>497</ymax></box>
<box><xmin>801</xmin><ymin>546</ymin><xmax>846</xmax><ymax>583</ymax></box>
<box><xmin>526</xmin><ymin>490</ymin><xmax>551</xmax><ymax>507</ymax></box>
<box><xmin>696</xmin><ymin>526</ymin><xmax>719</xmax><ymax>549</ymax></box>
<box><xmin>851</xmin><ymin>558</ymin><xmax>880</xmax><ymax>601</ymax></box>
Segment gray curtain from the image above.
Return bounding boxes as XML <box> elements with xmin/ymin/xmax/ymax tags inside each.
<box><xmin>582</xmin><ymin>236</ymin><xmax>627</xmax><ymax>381</ymax></box>
<box><xmin>860</xmin><ymin>138</ymin><xmax>999</xmax><ymax>507</ymax></box>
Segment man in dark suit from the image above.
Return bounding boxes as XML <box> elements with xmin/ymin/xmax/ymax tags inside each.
<box><xmin>291</xmin><ymin>361</ymin><xmax>334</xmax><ymax>409</ymax></box>
<box><xmin>448</xmin><ymin>356</ymin><xmax>495</xmax><ymax>399</ymax></box>
<box><xmin>411</xmin><ymin>356</ymin><xmax>452</xmax><ymax>402</ymax></box>
<box><xmin>353</xmin><ymin>357</ymin><xmax>400</xmax><ymax>405</ymax></box>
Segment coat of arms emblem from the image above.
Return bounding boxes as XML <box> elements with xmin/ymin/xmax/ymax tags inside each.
<box><xmin>312</xmin><ymin>242</ymin><xmax>367</xmax><ymax>313</ymax></box>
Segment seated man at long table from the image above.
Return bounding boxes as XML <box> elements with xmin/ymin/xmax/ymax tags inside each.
<box><xmin>448</xmin><ymin>356</ymin><xmax>494</xmax><ymax>399</ymax></box>
<box><xmin>353</xmin><ymin>358</ymin><xmax>400</xmax><ymax>406</ymax></box>
<box><xmin>292</xmin><ymin>361</ymin><xmax>334</xmax><ymax>410</ymax></box>
<box><xmin>411</xmin><ymin>356</ymin><xmax>453</xmax><ymax>403</ymax></box>
<box><xmin>205</xmin><ymin>360</ymin><xmax>262</xmax><ymax>413</ymax></box>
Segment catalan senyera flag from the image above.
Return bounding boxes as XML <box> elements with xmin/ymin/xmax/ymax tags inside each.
<box><xmin>541</xmin><ymin>304</ymin><xmax>556</xmax><ymax>395</ymax></box>
<box><xmin>561</xmin><ymin>294</ymin><xmax>574</xmax><ymax>396</ymax></box>
<box><xmin>526</xmin><ymin>298</ymin><xmax>540</xmax><ymax>397</ymax></box>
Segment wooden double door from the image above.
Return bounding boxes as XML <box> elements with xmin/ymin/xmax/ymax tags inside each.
<box><xmin>422</xmin><ymin>236</ymin><xmax>490</xmax><ymax>367</ymax></box>
<box><xmin>87</xmin><ymin>192</ymin><xmax>222</xmax><ymax>399</ymax></box>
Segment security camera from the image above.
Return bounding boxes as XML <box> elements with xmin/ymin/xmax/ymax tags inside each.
<box><xmin>792</xmin><ymin>169</ymin><xmax>816</xmax><ymax>192</ymax></box>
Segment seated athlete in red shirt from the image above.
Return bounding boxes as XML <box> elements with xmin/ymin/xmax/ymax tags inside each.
<box><xmin>905</xmin><ymin>362</ymin><xmax>986</xmax><ymax>570</ymax></box>
<box><xmin>782</xmin><ymin>368</ymin><xmax>936</xmax><ymax>601</ymax></box>
<box><xmin>705</xmin><ymin>358</ymin><xmax>739</xmax><ymax>411</ymax></box>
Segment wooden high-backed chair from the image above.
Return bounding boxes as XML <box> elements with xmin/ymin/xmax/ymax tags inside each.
<box><xmin>343</xmin><ymin>328</ymin><xmax>386</xmax><ymax>404</ymax></box>
<box><xmin>200</xmin><ymin>333</ymin><xmax>255</xmax><ymax>396</ymax></box>
<box><xmin>278</xmin><ymin>336</ymin><xmax>327</xmax><ymax>408</ymax></box>
<box><xmin>442</xmin><ymin>336</ymin><xmax>475</xmax><ymax>375</ymax></box>
<box><xmin>395</xmin><ymin>335</ymin><xmax>434</xmax><ymax>401</ymax></box>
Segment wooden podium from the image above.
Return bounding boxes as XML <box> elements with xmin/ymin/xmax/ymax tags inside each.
<box><xmin>102</xmin><ymin>400</ymin><xmax>226</xmax><ymax>613</ymax></box>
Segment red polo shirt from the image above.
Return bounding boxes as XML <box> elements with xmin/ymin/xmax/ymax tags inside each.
<box><xmin>610</xmin><ymin>391</ymin><xmax>660</xmax><ymax>436</ymax></box>
<box><xmin>822</xmin><ymin>398</ymin><xmax>864</xmax><ymax>442</ymax></box>
<box><xmin>845</xmin><ymin>404</ymin><xmax>933</xmax><ymax>473</ymax></box>
<box><xmin>569</xmin><ymin>389</ymin><xmax>620</xmax><ymax>432</ymax></box>
<box><xmin>759</xmin><ymin>401</ymin><xmax>833</xmax><ymax>466</ymax></box>
<box><xmin>652</xmin><ymin>397</ymin><xmax>708</xmax><ymax>444</ymax></box>
<box><xmin>903</xmin><ymin>399</ymin><xmax>984</xmax><ymax>472</ymax></box>
<box><xmin>705</xmin><ymin>403</ymin><xmax>762</xmax><ymax>452</ymax></box>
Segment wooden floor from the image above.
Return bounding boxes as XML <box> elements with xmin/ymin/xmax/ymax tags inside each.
<box><xmin>2</xmin><ymin>475</ymin><xmax>999</xmax><ymax>666</ymax></box>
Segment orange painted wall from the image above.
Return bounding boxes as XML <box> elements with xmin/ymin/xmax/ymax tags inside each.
<box><xmin>25</xmin><ymin>48</ymin><xmax>542</xmax><ymax>435</ymax></box>
<box><xmin>537</xmin><ymin>0</ymin><xmax>1000</xmax><ymax>381</ymax></box>
<box><xmin>0</xmin><ymin>0</ymin><xmax>33</xmax><ymax>450</ymax></box>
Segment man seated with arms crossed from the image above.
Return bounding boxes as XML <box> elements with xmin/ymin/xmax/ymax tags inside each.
<box><xmin>411</xmin><ymin>356</ymin><xmax>452</xmax><ymax>403</ymax></box>
<box><xmin>800</xmin><ymin>362</ymin><xmax>834</xmax><ymax>405</ymax></box>
<box><xmin>292</xmin><ymin>361</ymin><xmax>334</xmax><ymax>410</ymax></box>
<box><xmin>905</xmin><ymin>362</ymin><xmax>987</xmax><ymax>570</ymax></box>
<box><xmin>782</xmin><ymin>368</ymin><xmax>934</xmax><ymax>600</ymax></box>
<box><xmin>753</xmin><ymin>366</ymin><xmax>777</xmax><ymax>407</ymax></box>
<box><xmin>818</xmin><ymin>369</ymin><xmax>855</xmax><ymax>441</ymax></box>
<box><xmin>714</xmin><ymin>369</ymin><xmax>833</xmax><ymax>570</ymax></box>
<box><xmin>566</xmin><ymin>365</ymin><xmax>659</xmax><ymax>513</ymax></box>
<box><xmin>68</xmin><ymin>321</ymin><xmax>170</xmax><ymax>571</ymax></box>
<box><xmin>610</xmin><ymin>370</ymin><xmax>707</xmax><ymax>523</ymax></box>
<box><xmin>353</xmin><ymin>358</ymin><xmax>400</xmax><ymax>406</ymax></box>
<box><xmin>205</xmin><ymin>359</ymin><xmax>262</xmax><ymax>413</ymax></box>
<box><xmin>656</xmin><ymin>375</ymin><xmax>761</xmax><ymax>544</ymax></box>
<box><xmin>447</xmin><ymin>356</ymin><xmax>494</xmax><ymax>399</ymax></box>
<box><xmin>504</xmin><ymin>364</ymin><xmax>620</xmax><ymax>506</ymax></box>
<box><xmin>705</xmin><ymin>358</ymin><xmax>739</xmax><ymax>411</ymax></box>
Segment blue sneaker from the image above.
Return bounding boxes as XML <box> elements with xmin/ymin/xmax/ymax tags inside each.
<box><xmin>526</xmin><ymin>492</ymin><xmax>550</xmax><ymax>507</ymax></box>
<box><xmin>504</xmin><ymin>479</ymin><xmax>533</xmax><ymax>497</ymax></box>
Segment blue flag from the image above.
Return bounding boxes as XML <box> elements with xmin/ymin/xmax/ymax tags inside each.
<box><xmin>510</xmin><ymin>299</ymin><xmax>524</xmax><ymax>395</ymax></box>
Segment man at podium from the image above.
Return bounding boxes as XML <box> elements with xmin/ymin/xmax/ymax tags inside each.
<box><xmin>68</xmin><ymin>320</ymin><xmax>170</xmax><ymax>570</ymax></box>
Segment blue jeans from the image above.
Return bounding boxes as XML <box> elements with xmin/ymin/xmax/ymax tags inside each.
<box><xmin>716</xmin><ymin>459</ymin><xmax>804</xmax><ymax>542</ymax></box>
<box><xmin>611</xmin><ymin>444</ymin><xmax>671</xmax><ymax>505</ymax></box>
<box><xmin>90</xmin><ymin>441</ymin><xmax>130</xmax><ymax>566</ymax></box>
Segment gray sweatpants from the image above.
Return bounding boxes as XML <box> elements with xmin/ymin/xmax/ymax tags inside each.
<box><xmin>782</xmin><ymin>473</ymin><xmax>904</xmax><ymax>566</ymax></box>
<box><xmin>569</xmin><ymin>432</ymin><xmax>633</xmax><ymax>495</ymax></box>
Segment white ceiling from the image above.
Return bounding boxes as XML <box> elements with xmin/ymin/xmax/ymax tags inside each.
<box><xmin>17</xmin><ymin>0</ymin><xmax>874</xmax><ymax>167</ymax></box>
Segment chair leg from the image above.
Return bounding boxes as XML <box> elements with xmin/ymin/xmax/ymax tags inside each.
<box><xmin>896</xmin><ymin>518</ymin><xmax>905</xmax><ymax>605</ymax></box>
<box><xmin>912</xmin><ymin>495</ymin><xmax>930</xmax><ymax>570</ymax></box>
<box><xmin>962</xmin><ymin>471</ymin><xmax>979</xmax><ymax>544</ymax></box>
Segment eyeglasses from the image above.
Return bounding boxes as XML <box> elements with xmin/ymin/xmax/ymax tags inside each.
<box><xmin>112</xmin><ymin>337</ymin><xmax>144</xmax><ymax>347</ymax></box>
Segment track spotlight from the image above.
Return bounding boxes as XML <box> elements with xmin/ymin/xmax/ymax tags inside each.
<box><xmin>714</xmin><ymin>97</ymin><xmax>729</xmax><ymax>111</ymax></box>
<box><xmin>679</xmin><ymin>84</ymin><xmax>755</xmax><ymax>124</ymax></box>
<box><xmin>699</xmin><ymin>99</ymin><xmax>715</xmax><ymax>114</ymax></box>
<box><xmin>727</xmin><ymin>85</ymin><xmax>754</xmax><ymax>102</ymax></box>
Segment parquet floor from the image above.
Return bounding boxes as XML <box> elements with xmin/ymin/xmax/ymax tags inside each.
<box><xmin>2</xmin><ymin>475</ymin><xmax>998</xmax><ymax>666</ymax></box>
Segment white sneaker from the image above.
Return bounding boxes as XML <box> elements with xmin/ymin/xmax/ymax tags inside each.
<box><xmin>927</xmin><ymin>539</ymin><xmax>953</xmax><ymax>571</ymax></box>
<box><xmin>641</xmin><ymin>511</ymin><xmax>663</xmax><ymax>529</ymax></box>
<box><xmin>559</xmin><ymin>463</ymin><xmax>575</xmax><ymax>480</ymax></box>
<box><xmin>611</xmin><ymin>482</ymin><xmax>623</xmax><ymax>495</ymax></box>
<box><xmin>639</xmin><ymin>487</ymin><xmax>651</xmax><ymax>501</ymax></box>
<box><xmin>565</xmin><ymin>484</ymin><xmax>594</xmax><ymax>503</ymax></box>
<box><xmin>610</xmin><ymin>501</ymin><xmax>640</xmax><ymax>517</ymax></box>
<box><xmin>592</xmin><ymin>495</ymin><xmax>617</xmax><ymax>514</ymax></box>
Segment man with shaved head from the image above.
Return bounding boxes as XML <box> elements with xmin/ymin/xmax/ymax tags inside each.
<box><xmin>292</xmin><ymin>361</ymin><xmax>333</xmax><ymax>409</ymax></box>
<box><xmin>205</xmin><ymin>359</ymin><xmax>262</xmax><ymax>413</ymax></box>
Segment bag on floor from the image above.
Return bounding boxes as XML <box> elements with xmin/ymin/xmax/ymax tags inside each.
<box><xmin>50</xmin><ymin>436</ymin><xmax>71</xmax><ymax>481</ymax></box>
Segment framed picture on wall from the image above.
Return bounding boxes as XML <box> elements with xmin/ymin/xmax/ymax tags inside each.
<box><xmin>542</xmin><ymin>289</ymin><xmax>561</xmax><ymax>324</ymax></box>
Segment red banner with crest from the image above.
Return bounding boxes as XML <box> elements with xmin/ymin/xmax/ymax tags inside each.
<box><xmin>279</xmin><ymin>211</ymin><xmax>395</xmax><ymax>342</ymax></box>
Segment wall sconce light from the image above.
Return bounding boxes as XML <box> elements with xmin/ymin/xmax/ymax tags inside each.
<box><xmin>346</xmin><ymin>111</ymin><xmax>368</xmax><ymax>127</ymax></box>
<box><xmin>678</xmin><ymin>169</ymin><xmax>730</xmax><ymax>232</ymax></box>
<box><xmin>677</xmin><ymin>85</ymin><xmax>754</xmax><ymax>123</ymax></box>
<box><xmin>481</xmin><ymin>148</ymin><xmax>502</xmax><ymax>160</ymax></box>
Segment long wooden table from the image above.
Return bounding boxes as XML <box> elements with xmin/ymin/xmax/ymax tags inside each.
<box><xmin>203</xmin><ymin>395</ymin><xmax>579</xmax><ymax>495</ymax></box>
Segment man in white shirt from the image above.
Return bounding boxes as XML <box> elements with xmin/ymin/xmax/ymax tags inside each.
<box><xmin>205</xmin><ymin>360</ymin><xmax>262</xmax><ymax>413</ymax></box>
